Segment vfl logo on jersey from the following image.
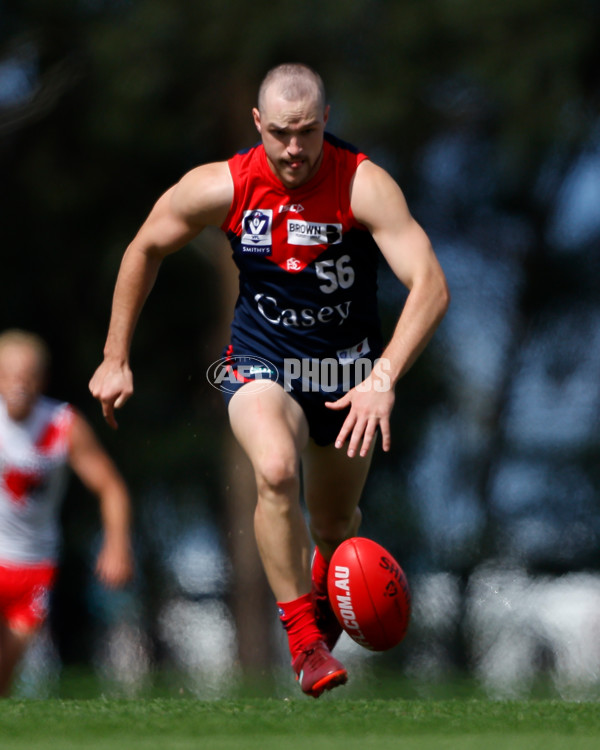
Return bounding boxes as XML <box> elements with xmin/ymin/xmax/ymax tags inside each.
<box><xmin>241</xmin><ymin>209</ymin><xmax>273</xmax><ymax>254</ymax></box>
<box><xmin>287</xmin><ymin>220</ymin><xmax>342</xmax><ymax>246</ymax></box>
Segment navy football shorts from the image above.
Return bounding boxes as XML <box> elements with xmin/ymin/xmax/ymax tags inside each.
<box><xmin>215</xmin><ymin>347</ymin><xmax>370</xmax><ymax>447</ymax></box>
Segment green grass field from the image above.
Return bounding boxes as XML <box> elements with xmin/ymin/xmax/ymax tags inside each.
<box><xmin>2</xmin><ymin>697</ymin><xmax>600</xmax><ymax>750</ymax></box>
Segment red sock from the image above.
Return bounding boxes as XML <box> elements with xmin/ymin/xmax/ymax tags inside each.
<box><xmin>277</xmin><ymin>593</ymin><xmax>323</xmax><ymax>659</ymax></box>
<box><xmin>311</xmin><ymin>546</ymin><xmax>329</xmax><ymax>596</ymax></box>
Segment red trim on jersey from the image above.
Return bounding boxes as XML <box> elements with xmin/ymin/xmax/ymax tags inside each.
<box><xmin>1</xmin><ymin>403</ymin><xmax>74</xmax><ymax>505</ymax></box>
<box><xmin>36</xmin><ymin>422</ymin><xmax>61</xmax><ymax>451</ymax></box>
<box><xmin>223</xmin><ymin>344</ymin><xmax>253</xmax><ymax>383</ymax></box>
<box><xmin>3</xmin><ymin>469</ymin><xmax>42</xmax><ymax>505</ymax></box>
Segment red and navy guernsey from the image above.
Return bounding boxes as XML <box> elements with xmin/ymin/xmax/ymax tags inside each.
<box><xmin>220</xmin><ymin>132</ymin><xmax>383</xmax><ymax>368</ymax></box>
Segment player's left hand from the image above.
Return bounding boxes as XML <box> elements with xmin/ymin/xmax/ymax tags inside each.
<box><xmin>325</xmin><ymin>362</ymin><xmax>395</xmax><ymax>458</ymax></box>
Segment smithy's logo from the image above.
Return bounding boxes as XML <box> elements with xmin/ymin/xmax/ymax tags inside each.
<box><xmin>241</xmin><ymin>209</ymin><xmax>273</xmax><ymax>254</ymax></box>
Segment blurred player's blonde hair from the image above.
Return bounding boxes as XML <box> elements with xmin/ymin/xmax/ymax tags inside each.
<box><xmin>0</xmin><ymin>329</ymin><xmax>51</xmax><ymax>375</ymax></box>
<box><xmin>258</xmin><ymin>63</ymin><xmax>326</xmax><ymax>115</ymax></box>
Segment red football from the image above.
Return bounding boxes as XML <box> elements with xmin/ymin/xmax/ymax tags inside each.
<box><xmin>327</xmin><ymin>537</ymin><xmax>411</xmax><ymax>651</ymax></box>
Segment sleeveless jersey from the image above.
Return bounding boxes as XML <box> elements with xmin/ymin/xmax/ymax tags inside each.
<box><xmin>0</xmin><ymin>396</ymin><xmax>74</xmax><ymax>564</ymax></box>
<box><xmin>221</xmin><ymin>133</ymin><xmax>383</xmax><ymax>366</ymax></box>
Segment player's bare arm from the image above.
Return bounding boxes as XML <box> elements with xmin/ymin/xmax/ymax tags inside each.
<box><xmin>68</xmin><ymin>410</ymin><xmax>134</xmax><ymax>587</ymax></box>
<box><xmin>89</xmin><ymin>162</ymin><xmax>234</xmax><ymax>427</ymax></box>
<box><xmin>327</xmin><ymin>159</ymin><xmax>450</xmax><ymax>457</ymax></box>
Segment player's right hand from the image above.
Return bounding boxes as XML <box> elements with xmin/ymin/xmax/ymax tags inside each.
<box><xmin>88</xmin><ymin>360</ymin><xmax>134</xmax><ymax>429</ymax></box>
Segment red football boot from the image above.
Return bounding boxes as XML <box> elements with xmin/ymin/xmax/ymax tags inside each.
<box><xmin>312</xmin><ymin>547</ymin><xmax>343</xmax><ymax>651</ymax></box>
<box><xmin>292</xmin><ymin>640</ymin><xmax>348</xmax><ymax>698</ymax></box>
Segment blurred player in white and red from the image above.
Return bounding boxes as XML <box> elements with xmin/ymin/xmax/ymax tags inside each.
<box><xmin>0</xmin><ymin>329</ymin><xmax>134</xmax><ymax>696</ymax></box>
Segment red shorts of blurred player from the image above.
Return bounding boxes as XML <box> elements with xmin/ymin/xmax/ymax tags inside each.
<box><xmin>0</xmin><ymin>561</ymin><xmax>57</xmax><ymax>631</ymax></box>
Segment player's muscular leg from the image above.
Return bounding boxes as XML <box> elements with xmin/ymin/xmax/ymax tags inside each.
<box><xmin>228</xmin><ymin>381</ymin><xmax>311</xmax><ymax>602</ymax></box>
<box><xmin>303</xmin><ymin>440</ymin><xmax>374</xmax><ymax>560</ymax></box>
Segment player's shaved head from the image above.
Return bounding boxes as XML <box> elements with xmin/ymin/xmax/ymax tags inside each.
<box><xmin>258</xmin><ymin>63</ymin><xmax>326</xmax><ymax>115</ymax></box>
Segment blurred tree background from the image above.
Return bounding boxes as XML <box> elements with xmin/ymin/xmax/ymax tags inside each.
<box><xmin>2</xmin><ymin>0</ymin><xmax>600</xmax><ymax>696</ymax></box>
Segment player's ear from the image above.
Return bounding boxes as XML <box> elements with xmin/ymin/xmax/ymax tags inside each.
<box><xmin>252</xmin><ymin>108</ymin><xmax>262</xmax><ymax>134</ymax></box>
<box><xmin>323</xmin><ymin>104</ymin><xmax>330</xmax><ymax>126</ymax></box>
